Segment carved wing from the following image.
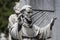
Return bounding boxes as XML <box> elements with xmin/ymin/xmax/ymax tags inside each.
<box><xmin>31</xmin><ymin>11</ymin><xmax>54</xmax><ymax>28</ymax></box>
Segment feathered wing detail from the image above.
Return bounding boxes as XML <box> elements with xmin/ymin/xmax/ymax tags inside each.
<box><xmin>31</xmin><ymin>11</ymin><xmax>56</xmax><ymax>39</ymax></box>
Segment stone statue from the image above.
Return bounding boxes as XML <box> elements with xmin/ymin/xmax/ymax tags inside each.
<box><xmin>8</xmin><ymin>2</ymin><xmax>57</xmax><ymax>39</ymax></box>
<box><xmin>18</xmin><ymin>5</ymin><xmax>57</xmax><ymax>40</ymax></box>
<box><xmin>8</xmin><ymin>2</ymin><xmax>21</xmax><ymax>40</ymax></box>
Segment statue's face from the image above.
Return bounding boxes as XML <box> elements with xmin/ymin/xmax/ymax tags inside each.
<box><xmin>15</xmin><ymin>8</ymin><xmax>20</xmax><ymax>15</ymax></box>
<box><xmin>22</xmin><ymin>7</ymin><xmax>33</xmax><ymax>28</ymax></box>
<box><xmin>24</xmin><ymin>7</ymin><xmax>32</xmax><ymax>20</ymax></box>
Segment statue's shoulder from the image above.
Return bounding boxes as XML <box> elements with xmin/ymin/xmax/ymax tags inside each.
<box><xmin>10</xmin><ymin>14</ymin><xmax>16</xmax><ymax>17</ymax></box>
<box><xmin>8</xmin><ymin>14</ymin><xmax>16</xmax><ymax>20</ymax></box>
<box><xmin>33</xmin><ymin>24</ymin><xmax>39</xmax><ymax>28</ymax></box>
<box><xmin>33</xmin><ymin>24</ymin><xmax>40</xmax><ymax>31</ymax></box>
<box><xmin>9</xmin><ymin>14</ymin><xmax>16</xmax><ymax>18</ymax></box>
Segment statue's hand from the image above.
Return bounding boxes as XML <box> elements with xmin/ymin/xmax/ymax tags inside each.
<box><xmin>50</xmin><ymin>17</ymin><xmax>57</xmax><ymax>30</ymax></box>
<box><xmin>53</xmin><ymin>17</ymin><xmax>57</xmax><ymax>21</ymax></box>
<box><xmin>51</xmin><ymin>17</ymin><xmax>57</xmax><ymax>23</ymax></box>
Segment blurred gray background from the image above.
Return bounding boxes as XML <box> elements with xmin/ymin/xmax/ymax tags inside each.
<box><xmin>55</xmin><ymin>0</ymin><xmax>60</xmax><ymax>40</ymax></box>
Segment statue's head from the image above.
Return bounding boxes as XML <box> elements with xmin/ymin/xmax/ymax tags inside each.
<box><xmin>20</xmin><ymin>5</ymin><xmax>33</xmax><ymax>28</ymax></box>
<box><xmin>13</xmin><ymin>2</ymin><xmax>20</xmax><ymax>15</ymax></box>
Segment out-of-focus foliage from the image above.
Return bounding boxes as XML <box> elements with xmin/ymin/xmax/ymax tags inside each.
<box><xmin>0</xmin><ymin>0</ymin><xmax>19</xmax><ymax>32</ymax></box>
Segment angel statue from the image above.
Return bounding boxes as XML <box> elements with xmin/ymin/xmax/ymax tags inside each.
<box><xmin>8</xmin><ymin>2</ymin><xmax>57</xmax><ymax>40</ymax></box>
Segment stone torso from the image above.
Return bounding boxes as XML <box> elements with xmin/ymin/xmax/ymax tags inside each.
<box><xmin>21</xmin><ymin>24</ymin><xmax>40</xmax><ymax>37</ymax></box>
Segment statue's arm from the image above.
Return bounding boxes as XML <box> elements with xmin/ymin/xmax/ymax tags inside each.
<box><xmin>8</xmin><ymin>15</ymin><xmax>13</xmax><ymax>40</ymax></box>
<box><xmin>8</xmin><ymin>15</ymin><xmax>14</xmax><ymax>28</ymax></box>
<box><xmin>50</xmin><ymin>17</ymin><xmax>57</xmax><ymax>30</ymax></box>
